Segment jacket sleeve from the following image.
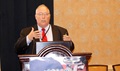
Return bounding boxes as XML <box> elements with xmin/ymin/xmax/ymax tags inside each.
<box><xmin>14</xmin><ymin>27</ymin><xmax>31</xmax><ymax>54</ymax></box>
<box><xmin>57</xmin><ymin>26</ymin><xmax>75</xmax><ymax>52</ymax></box>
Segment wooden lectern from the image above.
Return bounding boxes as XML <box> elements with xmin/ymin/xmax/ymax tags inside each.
<box><xmin>18</xmin><ymin>41</ymin><xmax>92</xmax><ymax>71</ymax></box>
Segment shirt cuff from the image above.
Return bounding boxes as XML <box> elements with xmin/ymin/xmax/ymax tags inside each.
<box><xmin>26</xmin><ymin>36</ymin><xmax>32</xmax><ymax>46</ymax></box>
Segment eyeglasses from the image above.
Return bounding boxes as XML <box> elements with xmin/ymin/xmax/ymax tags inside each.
<box><xmin>36</xmin><ymin>13</ymin><xmax>50</xmax><ymax>16</ymax></box>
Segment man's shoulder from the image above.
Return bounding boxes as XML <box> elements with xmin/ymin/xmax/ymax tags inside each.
<box><xmin>53</xmin><ymin>25</ymin><xmax>67</xmax><ymax>30</ymax></box>
<box><xmin>21</xmin><ymin>25</ymin><xmax>36</xmax><ymax>33</ymax></box>
<box><xmin>21</xmin><ymin>25</ymin><xmax>36</xmax><ymax>31</ymax></box>
<box><xmin>22</xmin><ymin>26</ymin><xmax>31</xmax><ymax>30</ymax></box>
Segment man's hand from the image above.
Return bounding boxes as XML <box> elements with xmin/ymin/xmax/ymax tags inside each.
<box><xmin>63</xmin><ymin>34</ymin><xmax>71</xmax><ymax>41</ymax></box>
<box><xmin>28</xmin><ymin>27</ymin><xmax>41</xmax><ymax>41</ymax></box>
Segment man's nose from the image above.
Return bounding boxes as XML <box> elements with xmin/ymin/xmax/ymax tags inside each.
<box><xmin>42</xmin><ymin>14</ymin><xmax>45</xmax><ymax>19</ymax></box>
<box><xmin>42</xmin><ymin>15</ymin><xmax>45</xmax><ymax>18</ymax></box>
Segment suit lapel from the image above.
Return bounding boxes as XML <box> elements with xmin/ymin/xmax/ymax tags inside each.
<box><xmin>33</xmin><ymin>25</ymin><xmax>40</xmax><ymax>42</ymax></box>
<box><xmin>33</xmin><ymin>24</ymin><xmax>38</xmax><ymax>31</ymax></box>
<box><xmin>33</xmin><ymin>25</ymin><xmax>62</xmax><ymax>41</ymax></box>
<box><xmin>52</xmin><ymin>25</ymin><xmax>61</xmax><ymax>41</ymax></box>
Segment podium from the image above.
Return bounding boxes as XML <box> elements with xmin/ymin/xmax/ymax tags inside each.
<box><xmin>18</xmin><ymin>41</ymin><xmax>92</xmax><ymax>71</ymax></box>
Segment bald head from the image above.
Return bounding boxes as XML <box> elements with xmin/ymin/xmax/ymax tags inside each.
<box><xmin>35</xmin><ymin>4</ymin><xmax>51</xmax><ymax>28</ymax></box>
<box><xmin>35</xmin><ymin>4</ymin><xmax>50</xmax><ymax>14</ymax></box>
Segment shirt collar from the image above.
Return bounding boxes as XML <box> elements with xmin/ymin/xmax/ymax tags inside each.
<box><xmin>37</xmin><ymin>24</ymin><xmax>50</xmax><ymax>32</ymax></box>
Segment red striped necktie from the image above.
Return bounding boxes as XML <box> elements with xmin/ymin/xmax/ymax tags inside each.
<box><xmin>42</xmin><ymin>28</ymin><xmax>47</xmax><ymax>42</ymax></box>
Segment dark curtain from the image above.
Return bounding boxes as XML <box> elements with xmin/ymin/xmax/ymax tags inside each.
<box><xmin>0</xmin><ymin>0</ymin><xmax>53</xmax><ymax>71</ymax></box>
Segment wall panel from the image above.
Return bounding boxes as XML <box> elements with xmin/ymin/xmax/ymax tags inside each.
<box><xmin>54</xmin><ymin>0</ymin><xmax>120</xmax><ymax>65</ymax></box>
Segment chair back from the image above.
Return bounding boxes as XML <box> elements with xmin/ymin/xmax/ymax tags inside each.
<box><xmin>112</xmin><ymin>64</ymin><xmax>120</xmax><ymax>71</ymax></box>
<box><xmin>88</xmin><ymin>65</ymin><xmax>108</xmax><ymax>71</ymax></box>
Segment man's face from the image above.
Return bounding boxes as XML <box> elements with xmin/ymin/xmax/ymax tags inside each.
<box><xmin>35</xmin><ymin>6</ymin><xmax>50</xmax><ymax>28</ymax></box>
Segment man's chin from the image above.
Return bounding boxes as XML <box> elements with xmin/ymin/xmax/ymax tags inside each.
<box><xmin>38</xmin><ymin>23</ymin><xmax>48</xmax><ymax>28</ymax></box>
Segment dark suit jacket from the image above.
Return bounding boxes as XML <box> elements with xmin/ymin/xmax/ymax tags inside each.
<box><xmin>15</xmin><ymin>24</ymin><xmax>74</xmax><ymax>54</ymax></box>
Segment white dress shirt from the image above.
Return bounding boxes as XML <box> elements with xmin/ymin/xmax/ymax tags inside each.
<box><xmin>37</xmin><ymin>24</ymin><xmax>53</xmax><ymax>41</ymax></box>
<box><xmin>26</xmin><ymin>24</ymin><xmax>53</xmax><ymax>46</ymax></box>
